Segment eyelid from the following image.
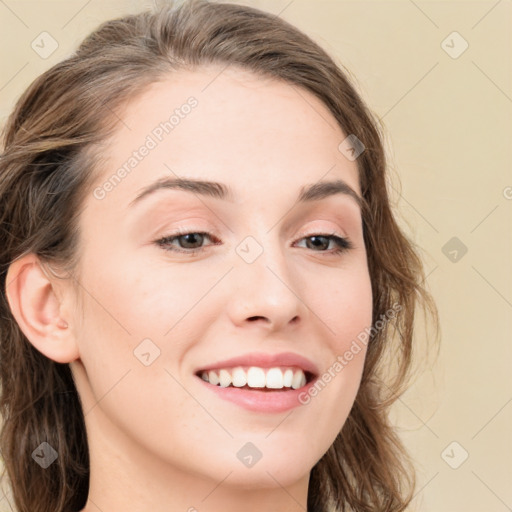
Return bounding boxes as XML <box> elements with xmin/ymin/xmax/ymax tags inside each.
<box><xmin>153</xmin><ymin>227</ymin><xmax>219</xmax><ymax>255</ymax></box>
<box><xmin>154</xmin><ymin>226</ymin><xmax>353</xmax><ymax>256</ymax></box>
<box><xmin>155</xmin><ymin>223</ymin><xmax>348</xmax><ymax>243</ymax></box>
<box><xmin>292</xmin><ymin>230</ymin><xmax>354</xmax><ymax>252</ymax></box>
<box><xmin>293</xmin><ymin>226</ymin><xmax>346</xmax><ymax>240</ymax></box>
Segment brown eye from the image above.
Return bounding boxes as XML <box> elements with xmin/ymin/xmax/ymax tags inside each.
<box><xmin>175</xmin><ymin>233</ymin><xmax>206</xmax><ymax>249</ymax></box>
<box><xmin>305</xmin><ymin>235</ymin><xmax>330</xmax><ymax>251</ymax></box>
<box><xmin>295</xmin><ymin>234</ymin><xmax>353</xmax><ymax>254</ymax></box>
<box><xmin>155</xmin><ymin>231</ymin><xmax>219</xmax><ymax>255</ymax></box>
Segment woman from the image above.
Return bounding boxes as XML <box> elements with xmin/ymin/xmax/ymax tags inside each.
<box><xmin>0</xmin><ymin>1</ymin><xmax>438</xmax><ymax>511</ymax></box>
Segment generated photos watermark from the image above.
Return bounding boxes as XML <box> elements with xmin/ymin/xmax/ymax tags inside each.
<box><xmin>93</xmin><ymin>96</ymin><xmax>198</xmax><ymax>200</ymax></box>
<box><xmin>298</xmin><ymin>301</ymin><xmax>402</xmax><ymax>405</ymax></box>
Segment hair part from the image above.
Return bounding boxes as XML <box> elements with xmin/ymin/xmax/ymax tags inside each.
<box><xmin>0</xmin><ymin>1</ymin><xmax>438</xmax><ymax>511</ymax></box>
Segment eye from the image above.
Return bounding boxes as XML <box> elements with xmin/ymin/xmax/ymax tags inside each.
<box><xmin>293</xmin><ymin>233</ymin><xmax>353</xmax><ymax>255</ymax></box>
<box><xmin>155</xmin><ymin>230</ymin><xmax>219</xmax><ymax>256</ymax></box>
<box><xmin>154</xmin><ymin>229</ymin><xmax>352</xmax><ymax>256</ymax></box>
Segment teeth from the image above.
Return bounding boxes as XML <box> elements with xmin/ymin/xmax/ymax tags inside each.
<box><xmin>291</xmin><ymin>370</ymin><xmax>306</xmax><ymax>390</ymax></box>
<box><xmin>208</xmin><ymin>370</ymin><xmax>219</xmax><ymax>386</ymax></box>
<box><xmin>232</xmin><ymin>367</ymin><xmax>247</xmax><ymax>387</ymax></box>
<box><xmin>283</xmin><ymin>368</ymin><xmax>293</xmax><ymax>387</ymax></box>
<box><xmin>219</xmin><ymin>369</ymin><xmax>231</xmax><ymax>388</ymax></box>
<box><xmin>247</xmin><ymin>367</ymin><xmax>266</xmax><ymax>388</ymax></box>
<box><xmin>266</xmin><ymin>368</ymin><xmax>283</xmax><ymax>389</ymax></box>
<box><xmin>200</xmin><ymin>366</ymin><xmax>308</xmax><ymax>390</ymax></box>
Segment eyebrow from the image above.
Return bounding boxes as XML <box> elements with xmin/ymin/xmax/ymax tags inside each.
<box><xmin>128</xmin><ymin>176</ymin><xmax>363</xmax><ymax>209</ymax></box>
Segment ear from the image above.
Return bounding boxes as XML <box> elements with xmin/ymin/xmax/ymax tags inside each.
<box><xmin>5</xmin><ymin>253</ymin><xmax>80</xmax><ymax>363</ymax></box>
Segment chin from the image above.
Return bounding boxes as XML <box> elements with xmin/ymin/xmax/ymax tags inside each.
<box><xmin>220</xmin><ymin>464</ymin><xmax>310</xmax><ymax>490</ymax></box>
<box><xmin>197</xmin><ymin>449</ymin><xmax>315</xmax><ymax>489</ymax></box>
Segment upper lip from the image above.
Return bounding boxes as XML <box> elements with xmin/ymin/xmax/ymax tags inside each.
<box><xmin>194</xmin><ymin>351</ymin><xmax>319</xmax><ymax>377</ymax></box>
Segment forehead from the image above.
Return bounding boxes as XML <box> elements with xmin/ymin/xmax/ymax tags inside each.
<box><xmin>91</xmin><ymin>65</ymin><xmax>361</xmax><ymax>210</ymax></box>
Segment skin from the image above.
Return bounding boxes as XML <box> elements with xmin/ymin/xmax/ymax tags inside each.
<box><xmin>6</xmin><ymin>66</ymin><xmax>373</xmax><ymax>512</ymax></box>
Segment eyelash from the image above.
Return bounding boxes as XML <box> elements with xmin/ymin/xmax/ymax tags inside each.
<box><xmin>154</xmin><ymin>228</ymin><xmax>353</xmax><ymax>257</ymax></box>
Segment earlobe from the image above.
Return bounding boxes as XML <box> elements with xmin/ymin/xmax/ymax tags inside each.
<box><xmin>5</xmin><ymin>254</ymin><xmax>79</xmax><ymax>364</ymax></box>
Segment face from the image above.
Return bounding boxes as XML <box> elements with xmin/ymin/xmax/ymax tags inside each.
<box><xmin>69</xmin><ymin>66</ymin><xmax>373</xmax><ymax>490</ymax></box>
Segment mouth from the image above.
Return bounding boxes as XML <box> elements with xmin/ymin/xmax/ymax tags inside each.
<box><xmin>194</xmin><ymin>365</ymin><xmax>316</xmax><ymax>391</ymax></box>
<box><xmin>193</xmin><ymin>352</ymin><xmax>319</xmax><ymax>412</ymax></box>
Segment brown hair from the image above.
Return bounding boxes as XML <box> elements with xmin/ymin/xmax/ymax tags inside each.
<box><xmin>0</xmin><ymin>1</ymin><xmax>438</xmax><ymax>511</ymax></box>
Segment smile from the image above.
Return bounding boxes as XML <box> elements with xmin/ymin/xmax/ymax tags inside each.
<box><xmin>197</xmin><ymin>366</ymin><xmax>311</xmax><ymax>390</ymax></box>
<box><xmin>194</xmin><ymin>352</ymin><xmax>319</xmax><ymax>413</ymax></box>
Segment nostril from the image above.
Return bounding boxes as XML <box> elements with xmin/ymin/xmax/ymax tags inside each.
<box><xmin>248</xmin><ymin>316</ymin><xmax>267</xmax><ymax>322</ymax></box>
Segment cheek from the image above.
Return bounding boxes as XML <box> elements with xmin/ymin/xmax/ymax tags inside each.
<box><xmin>334</xmin><ymin>270</ymin><xmax>373</xmax><ymax>380</ymax></box>
<box><xmin>112</xmin><ymin>255</ymin><xmax>227</xmax><ymax>334</ymax></box>
<box><xmin>302</xmin><ymin>264</ymin><xmax>372</xmax><ymax>418</ymax></box>
<box><xmin>73</xmin><ymin>253</ymin><xmax>227</xmax><ymax>411</ymax></box>
<box><xmin>315</xmin><ymin>263</ymin><xmax>373</xmax><ymax>345</ymax></box>
<box><xmin>76</xmin><ymin>247</ymin><xmax>209</xmax><ymax>342</ymax></box>
<box><xmin>71</xmin><ymin>270</ymin><xmax>199</xmax><ymax>450</ymax></box>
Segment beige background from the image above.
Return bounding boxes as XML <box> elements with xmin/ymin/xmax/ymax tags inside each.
<box><xmin>1</xmin><ymin>1</ymin><xmax>511</xmax><ymax>511</ymax></box>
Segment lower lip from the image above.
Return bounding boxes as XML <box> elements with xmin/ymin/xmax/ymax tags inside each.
<box><xmin>196</xmin><ymin>376</ymin><xmax>317</xmax><ymax>413</ymax></box>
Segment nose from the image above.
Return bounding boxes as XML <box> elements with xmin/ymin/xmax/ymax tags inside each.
<box><xmin>226</xmin><ymin>238</ymin><xmax>305</xmax><ymax>332</ymax></box>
